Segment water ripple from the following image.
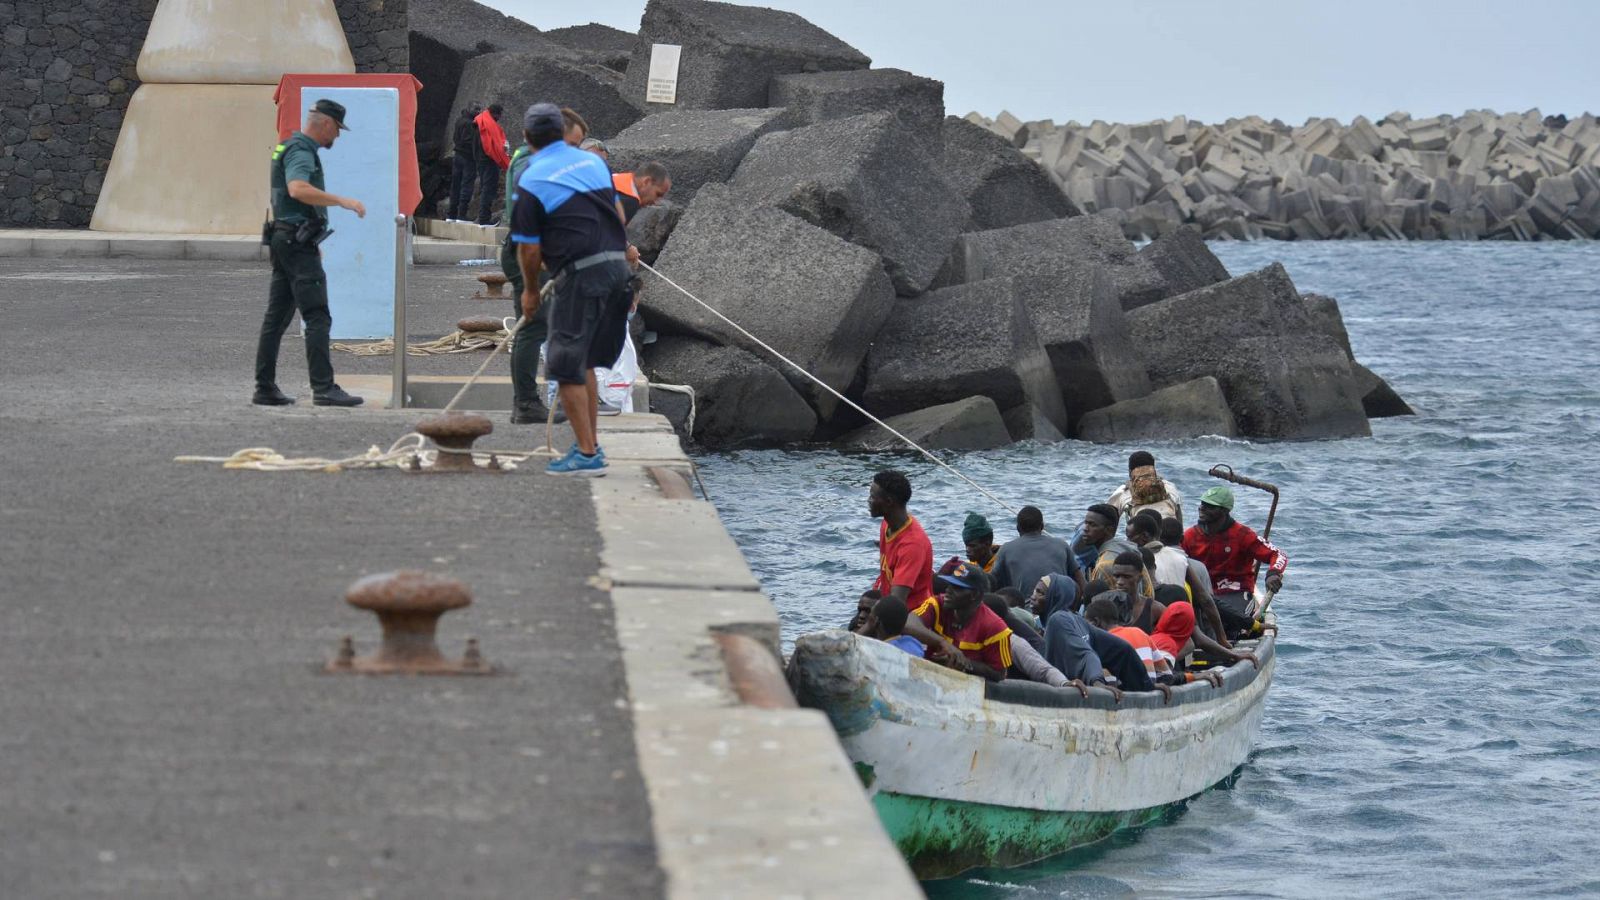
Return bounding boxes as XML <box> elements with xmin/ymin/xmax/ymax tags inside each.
<box><xmin>695</xmin><ymin>241</ymin><xmax>1600</xmax><ymax>897</ymax></box>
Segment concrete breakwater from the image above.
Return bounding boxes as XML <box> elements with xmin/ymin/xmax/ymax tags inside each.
<box><xmin>969</xmin><ymin>109</ymin><xmax>1600</xmax><ymax>242</ymax></box>
<box><xmin>406</xmin><ymin>0</ymin><xmax>1408</xmax><ymax>450</ymax></box>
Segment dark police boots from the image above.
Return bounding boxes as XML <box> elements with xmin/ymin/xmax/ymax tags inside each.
<box><xmin>313</xmin><ymin>385</ymin><xmax>364</xmax><ymax>407</ymax></box>
<box><xmin>511</xmin><ymin>398</ymin><xmax>565</xmax><ymax>425</ymax></box>
<box><xmin>252</xmin><ymin>385</ymin><xmax>295</xmax><ymax>406</ymax></box>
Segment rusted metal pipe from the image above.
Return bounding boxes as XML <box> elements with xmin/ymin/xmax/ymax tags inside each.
<box><xmin>1206</xmin><ymin>464</ymin><xmax>1279</xmax><ymax>540</ymax></box>
<box><xmin>714</xmin><ymin>632</ymin><xmax>797</xmax><ymax>709</ymax></box>
<box><xmin>1209</xmin><ymin>464</ymin><xmax>1283</xmax><ymax>611</ymax></box>
<box><xmin>648</xmin><ymin>466</ymin><xmax>695</xmax><ymax>499</ymax></box>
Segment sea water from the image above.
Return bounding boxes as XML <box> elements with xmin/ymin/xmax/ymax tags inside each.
<box><xmin>693</xmin><ymin>241</ymin><xmax>1600</xmax><ymax>898</ymax></box>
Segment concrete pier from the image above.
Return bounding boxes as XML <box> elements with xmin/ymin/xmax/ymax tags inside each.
<box><xmin>0</xmin><ymin>257</ymin><xmax>917</xmax><ymax>898</ymax></box>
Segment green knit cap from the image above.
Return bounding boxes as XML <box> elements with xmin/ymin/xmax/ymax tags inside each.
<box><xmin>961</xmin><ymin>511</ymin><xmax>993</xmax><ymax>544</ymax></box>
<box><xmin>1199</xmin><ymin>486</ymin><xmax>1235</xmax><ymax>510</ymax></box>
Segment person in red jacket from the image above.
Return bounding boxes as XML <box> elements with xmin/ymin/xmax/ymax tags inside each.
<box><xmin>472</xmin><ymin>104</ymin><xmax>510</xmax><ymax>225</ymax></box>
<box><xmin>1181</xmin><ymin>485</ymin><xmax>1286</xmax><ymax>637</ymax></box>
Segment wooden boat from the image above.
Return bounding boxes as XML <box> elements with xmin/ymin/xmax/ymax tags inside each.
<box><xmin>789</xmin><ymin>622</ymin><xmax>1277</xmax><ymax>879</ymax></box>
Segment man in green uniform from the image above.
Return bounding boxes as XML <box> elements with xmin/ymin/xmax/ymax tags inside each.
<box><xmin>253</xmin><ymin>99</ymin><xmax>367</xmax><ymax>407</ymax></box>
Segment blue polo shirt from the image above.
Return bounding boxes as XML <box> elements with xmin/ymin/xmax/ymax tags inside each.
<box><xmin>508</xmin><ymin>142</ymin><xmax>626</xmax><ymax>273</ymax></box>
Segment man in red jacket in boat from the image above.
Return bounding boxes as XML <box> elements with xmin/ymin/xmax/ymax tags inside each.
<box><xmin>1181</xmin><ymin>486</ymin><xmax>1286</xmax><ymax>638</ymax></box>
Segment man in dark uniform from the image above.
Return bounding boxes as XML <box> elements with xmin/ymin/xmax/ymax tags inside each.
<box><xmin>253</xmin><ymin>99</ymin><xmax>366</xmax><ymax>407</ymax></box>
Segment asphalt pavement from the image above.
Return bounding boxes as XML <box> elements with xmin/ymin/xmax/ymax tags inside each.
<box><xmin>0</xmin><ymin>259</ymin><xmax>664</xmax><ymax>899</ymax></box>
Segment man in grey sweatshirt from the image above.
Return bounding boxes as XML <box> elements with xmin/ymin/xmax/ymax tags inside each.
<box><xmin>990</xmin><ymin>506</ymin><xmax>1084</xmax><ymax>598</ymax></box>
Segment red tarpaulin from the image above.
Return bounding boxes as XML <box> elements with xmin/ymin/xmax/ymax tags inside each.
<box><xmin>274</xmin><ymin>73</ymin><xmax>424</xmax><ymax>217</ymax></box>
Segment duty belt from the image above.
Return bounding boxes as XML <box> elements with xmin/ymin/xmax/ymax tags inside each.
<box><xmin>570</xmin><ymin>250</ymin><xmax>628</xmax><ymax>271</ymax></box>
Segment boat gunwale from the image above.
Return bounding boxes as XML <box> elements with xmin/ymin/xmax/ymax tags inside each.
<box><xmin>981</xmin><ymin>624</ymin><xmax>1276</xmax><ymax>713</ymax></box>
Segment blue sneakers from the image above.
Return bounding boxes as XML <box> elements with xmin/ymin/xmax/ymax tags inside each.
<box><xmin>568</xmin><ymin>442</ymin><xmax>606</xmax><ymax>462</ymax></box>
<box><xmin>546</xmin><ymin>446</ymin><xmax>608</xmax><ymax>477</ymax></box>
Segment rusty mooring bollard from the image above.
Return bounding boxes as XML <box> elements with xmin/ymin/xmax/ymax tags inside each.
<box><xmin>413</xmin><ymin>412</ymin><xmax>495</xmax><ymax>473</ymax></box>
<box><xmin>327</xmin><ymin>571</ymin><xmax>491</xmax><ymax>675</ymax></box>
<box><xmin>474</xmin><ymin>272</ymin><xmax>508</xmax><ymax>298</ymax></box>
<box><xmin>456</xmin><ymin>315</ymin><xmax>503</xmax><ymax>333</ymax></box>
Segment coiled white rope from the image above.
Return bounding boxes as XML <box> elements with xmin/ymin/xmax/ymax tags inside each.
<box><xmin>638</xmin><ymin>261</ymin><xmax>1018</xmax><ymax>515</ymax></box>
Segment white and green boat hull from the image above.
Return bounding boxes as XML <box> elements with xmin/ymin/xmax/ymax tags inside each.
<box><xmin>790</xmin><ymin>628</ymin><xmax>1275</xmax><ymax>879</ymax></box>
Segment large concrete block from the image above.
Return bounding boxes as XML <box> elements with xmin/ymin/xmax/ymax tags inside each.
<box><xmin>643</xmin><ymin>335</ymin><xmax>817</xmax><ymax>446</ymax></box>
<box><xmin>450</xmin><ymin>51</ymin><xmax>643</xmax><ymax>150</ymax></box>
<box><xmin>840</xmin><ymin>396</ymin><xmax>1011</xmax><ymax>452</ymax></box>
<box><xmin>1135</xmin><ymin>225</ymin><xmax>1230</xmax><ymax>305</ymax></box>
<box><xmin>1010</xmin><ymin>261</ymin><xmax>1152</xmax><ymax>425</ymax></box>
<box><xmin>409</xmin><ymin>0</ymin><xmax>562</xmax><ymax>158</ymax></box>
<box><xmin>607</xmin><ymin>108</ymin><xmax>792</xmax><ymax>201</ymax></box>
<box><xmin>621</xmin><ymin>0</ymin><xmax>869</xmax><ymax>110</ymax></box>
<box><xmin>645</xmin><ymin>184</ymin><xmax>895</xmax><ymax>420</ymax></box>
<box><xmin>941</xmin><ymin>117</ymin><xmax>1079</xmax><ymax>232</ymax></box>
<box><xmin>1351</xmin><ymin>362</ymin><xmax>1415</xmax><ymax>418</ymax></box>
<box><xmin>1128</xmin><ymin>265</ymin><xmax>1371</xmax><ymax>439</ymax></box>
<box><xmin>731</xmin><ymin>112</ymin><xmax>969</xmax><ymax>295</ymax></box>
<box><xmin>626</xmin><ymin>200</ymin><xmax>684</xmax><ymax>265</ymax></box>
<box><xmin>768</xmin><ymin>69</ymin><xmax>944</xmax><ymax>149</ymax></box>
<box><xmin>543</xmin><ymin>22</ymin><xmax>636</xmax><ymax>72</ymax></box>
<box><xmin>1075</xmin><ymin>377</ymin><xmax>1238</xmax><ymax>443</ymax></box>
<box><xmin>1301</xmin><ymin>292</ymin><xmax>1354</xmax><ymax>358</ymax></box>
<box><xmin>861</xmin><ymin>278</ymin><xmax>1069</xmax><ymax>433</ymax></box>
<box><xmin>937</xmin><ymin>212</ymin><xmax>1166</xmax><ymax>310</ymax></box>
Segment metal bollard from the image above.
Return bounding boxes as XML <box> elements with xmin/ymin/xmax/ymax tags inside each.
<box><xmin>327</xmin><ymin>571</ymin><xmax>491</xmax><ymax>675</ymax></box>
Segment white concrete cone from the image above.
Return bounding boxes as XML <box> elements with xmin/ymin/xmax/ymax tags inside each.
<box><xmin>91</xmin><ymin>0</ymin><xmax>355</xmax><ymax>234</ymax></box>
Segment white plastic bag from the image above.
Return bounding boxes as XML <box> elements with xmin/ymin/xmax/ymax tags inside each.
<box><xmin>595</xmin><ymin>332</ymin><xmax>639</xmax><ymax>412</ymax></box>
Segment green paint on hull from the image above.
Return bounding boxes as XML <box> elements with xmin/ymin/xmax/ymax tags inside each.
<box><xmin>872</xmin><ymin>791</ymin><xmax>1169</xmax><ymax>880</ymax></box>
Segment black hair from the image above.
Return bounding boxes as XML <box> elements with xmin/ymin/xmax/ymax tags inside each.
<box><xmin>872</xmin><ymin>595</ymin><xmax>908</xmax><ymax>635</ymax></box>
<box><xmin>1128</xmin><ymin>450</ymin><xmax>1155</xmax><ymax>470</ymax></box>
<box><xmin>1016</xmin><ymin>505</ymin><xmax>1044</xmax><ymax>534</ymax></box>
<box><xmin>1140</xmin><ymin>547</ymin><xmax>1157</xmax><ymax>573</ymax></box>
<box><xmin>873</xmin><ymin>469</ymin><xmax>912</xmax><ymax>506</ymax></box>
<box><xmin>1085</xmin><ymin>596</ymin><xmax>1121</xmax><ymax>627</ymax></box>
<box><xmin>860</xmin><ymin>588</ymin><xmax>882</xmax><ymax>601</ymax></box>
<box><xmin>995</xmin><ymin>586</ymin><xmax>1025</xmax><ymax>605</ymax></box>
<box><xmin>635</xmin><ymin>161</ymin><xmax>670</xmax><ymax>183</ymax></box>
<box><xmin>1159</xmin><ymin>516</ymin><xmax>1182</xmax><ymax>545</ymax></box>
<box><xmin>1128</xmin><ymin>511</ymin><xmax>1160</xmax><ymax>541</ymax></box>
<box><xmin>1087</xmin><ymin>503</ymin><xmax>1120</xmax><ymax>525</ymax></box>
<box><xmin>1083</xmin><ymin>577</ymin><xmax>1110</xmax><ymax>602</ymax></box>
<box><xmin>1113</xmin><ymin>550</ymin><xmax>1144</xmax><ymax>569</ymax></box>
<box><xmin>981</xmin><ymin>593</ymin><xmax>1011</xmax><ymax>619</ymax></box>
<box><xmin>526</xmin><ymin>125</ymin><xmax>564</xmax><ymax>149</ymax></box>
<box><xmin>487</xmin><ymin>103</ymin><xmax>504</xmax><ymax>117</ymax></box>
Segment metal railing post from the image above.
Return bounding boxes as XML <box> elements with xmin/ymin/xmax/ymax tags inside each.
<box><xmin>392</xmin><ymin>214</ymin><xmax>407</xmax><ymax>409</ymax></box>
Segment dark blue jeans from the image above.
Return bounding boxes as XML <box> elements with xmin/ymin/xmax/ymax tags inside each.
<box><xmin>449</xmin><ymin>154</ymin><xmax>475</xmax><ymax>220</ymax></box>
<box><xmin>475</xmin><ymin>157</ymin><xmax>501</xmax><ymax>224</ymax></box>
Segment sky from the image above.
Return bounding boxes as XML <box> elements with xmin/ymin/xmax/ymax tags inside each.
<box><xmin>481</xmin><ymin>0</ymin><xmax>1600</xmax><ymax>125</ymax></box>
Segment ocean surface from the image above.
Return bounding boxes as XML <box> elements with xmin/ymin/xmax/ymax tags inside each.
<box><xmin>692</xmin><ymin>241</ymin><xmax>1600</xmax><ymax>898</ymax></box>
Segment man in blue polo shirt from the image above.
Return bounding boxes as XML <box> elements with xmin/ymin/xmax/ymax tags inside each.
<box><xmin>510</xmin><ymin>103</ymin><xmax>634</xmax><ymax>477</ymax></box>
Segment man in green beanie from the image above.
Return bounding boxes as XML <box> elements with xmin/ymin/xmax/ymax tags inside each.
<box><xmin>961</xmin><ymin>512</ymin><xmax>1000</xmax><ymax>574</ymax></box>
<box><xmin>1181</xmin><ymin>485</ymin><xmax>1287</xmax><ymax>637</ymax></box>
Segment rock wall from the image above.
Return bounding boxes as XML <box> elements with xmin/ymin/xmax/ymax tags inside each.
<box><xmin>972</xmin><ymin>108</ymin><xmax>1600</xmax><ymax>241</ymax></box>
<box><xmin>0</xmin><ymin>0</ymin><xmax>407</xmax><ymax>229</ymax></box>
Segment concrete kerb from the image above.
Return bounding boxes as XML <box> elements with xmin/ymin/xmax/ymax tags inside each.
<box><xmin>0</xmin><ymin>229</ymin><xmax>497</xmax><ymax>265</ymax></box>
<box><xmin>592</xmin><ymin>462</ymin><xmax>921</xmax><ymax>898</ymax></box>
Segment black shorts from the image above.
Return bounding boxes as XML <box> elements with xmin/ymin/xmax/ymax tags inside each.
<box><xmin>545</xmin><ymin>256</ymin><xmax>632</xmax><ymax>386</ymax></box>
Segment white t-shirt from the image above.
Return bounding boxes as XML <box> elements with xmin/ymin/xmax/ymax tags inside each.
<box><xmin>1150</xmin><ymin>543</ymin><xmax>1190</xmax><ymax>587</ymax></box>
<box><xmin>1107</xmin><ymin>478</ymin><xmax>1184</xmax><ymax>525</ymax></box>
